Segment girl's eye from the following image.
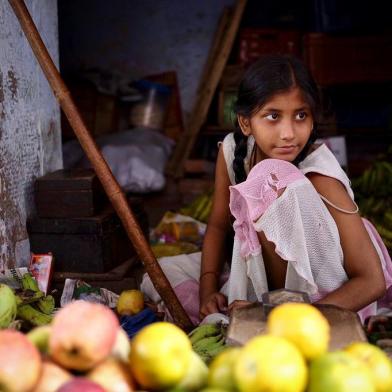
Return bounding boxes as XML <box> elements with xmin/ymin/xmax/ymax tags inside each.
<box><xmin>296</xmin><ymin>111</ymin><xmax>307</xmax><ymax>120</ymax></box>
<box><xmin>265</xmin><ymin>112</ymin><xmax>279</xmax><ymax>121</ymax></box>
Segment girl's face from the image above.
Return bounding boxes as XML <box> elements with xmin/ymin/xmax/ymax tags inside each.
<box><xmin>238</xmin><ymin>87</ymin><xmax>313</xmax><ymax>162</ymax></box>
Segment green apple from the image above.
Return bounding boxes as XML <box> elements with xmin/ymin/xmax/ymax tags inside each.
<box><xmin>308</xmin><ymin>351</ymin><xmax>375</xmax><ymax>392</ymax></box>
<box><xmin>345</xmin><ymin>342</ymin><xmax>392</xmax><ymax>392</ymax></box>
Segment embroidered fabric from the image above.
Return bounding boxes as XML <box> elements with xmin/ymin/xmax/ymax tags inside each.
<box><xmin>229</xmin><ymin>159</ymin><xmax>305</xmax><ymax>258</ymax></box>
<box><xmin>227</xmin><ymin>161</ymin><xmax>347</xmax><ymax>304</ymax></box>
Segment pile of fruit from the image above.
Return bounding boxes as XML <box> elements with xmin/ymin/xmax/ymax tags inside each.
<box><xmin>179</xmin><ymin>188</ymin><xmax>214</xmax><ymax>223</ymax></box>
<box><xmin>189</xmin><ymin>323</ymin><xmax>227</xmax><ymax>363</ymax></box>
<box><xmin>0</xmin><ymin>275</ymin><xmax>54</xmax><ymax>330</ymax></box>
<box><xmin>0</xmin><ymin>300</ymin><xmax>132</xmax><ymax>392</ymax></box>
<box><xmin>1</xmin><ymin>300</ymin><xmax>392</xmax><ymax>391</ymax></box>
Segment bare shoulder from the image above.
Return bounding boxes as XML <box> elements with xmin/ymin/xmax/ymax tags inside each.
<box><xmin>209</xmin><ymin>146</ymin><xmax>231</xmax><ymax>229</ymax></box>
<box><xmin>306</xmin><ymin>172</ymin><xmax>356</xmax><ymax>211</ymax></box>
<box><xmin>215</xmin><ymin>145</ymin><xmax>231</xmax><ymax>186</ymax></box>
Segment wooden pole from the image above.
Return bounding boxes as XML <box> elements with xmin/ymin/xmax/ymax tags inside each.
<box><xmin>8</xmin><ymin>0</ymin><xmax>193</xmax><ymax>330</ymax></box>
<box><xmin>166</xmin><ymin>0</ymin><xmax>247</xmax><ymax>178</ymax></box>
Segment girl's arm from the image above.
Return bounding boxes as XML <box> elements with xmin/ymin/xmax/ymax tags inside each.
<box><xmin>199</xmin><ymin>147</ymin><xmax>232</xmax><ymax>318</ymax></box>
<box><xmin>307</xmin><ymin>173</ymin><xmax>386</xmax><ymax>311</ymax></box>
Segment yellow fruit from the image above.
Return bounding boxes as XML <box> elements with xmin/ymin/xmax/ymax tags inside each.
<box><xmin>208</xmin><ymin>347</ymin><xmax>241</xmax><ymax>391</ymax></box>
<box><xmin>177</xmin><ymin>350</ymin><xmax>209</xmax><ymax>391</ymax></box>
<box><xmin>345</xmin><ymin>342</ymin><xmax>392</xmax><ymax>392</ymax></box>
<box><xmin>267</xmin><ymin>303</ymin><xmax>329</xmax><ymax>360</ymax></box>
<box><xmin>308</xmin><ymin>351</ymin><xmax>375</xmax><ymax>392</ymax></box>
<box><xmin>234</xmin><ymin>334</ymin><xmax>307</xmax><ymax>392</ymax></box>
<box><xmin>129</xmin><ymin>322</ymin><xmax>192</xmax><ymax>390</ymax></box>
<box><xmin>199</xmin><ymin>389</ymin><xmax>227</xmax><ymax>392</ymax></box>
<box><xmin>116</xmin><ymin>289</ymin><xmax>144</xmax><ymax>316</ymax></box>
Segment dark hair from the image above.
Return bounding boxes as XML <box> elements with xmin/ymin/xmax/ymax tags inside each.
<box><xmin>232</xmin><ymin>54</ymin><xmax>322</xmax><ymax>184</ymax></box>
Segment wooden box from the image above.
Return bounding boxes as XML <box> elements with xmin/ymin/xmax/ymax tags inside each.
<box><xmin>34</xmin><ymin>168</ymin><xmax>107</xmax><ymax>218</ymax></box>
<box><xmin>61</xmin><ymin>79</ymin><xmax>118</xmax><ymax>142</ymax></box>
<box><xmin>27</xmin><ymin>198</ymin><xmax>149</xmax><ymax>273</ymax></box>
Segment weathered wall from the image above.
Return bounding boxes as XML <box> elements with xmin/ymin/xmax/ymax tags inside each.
<box><xmin>58</xmin><ymin>0</ymin><xmax>235</xmax><ymax>122</ymax></box>
<box><xmin>0</xmin><ymin>0</ymin><xmax>62</xmax><ymax>269</ymax></box>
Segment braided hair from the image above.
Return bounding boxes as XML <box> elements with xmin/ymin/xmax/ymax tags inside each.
<box><xmin>232</xmin><ymin>54</ymin><xmax>322</xmax><ymax>184</ymax></box>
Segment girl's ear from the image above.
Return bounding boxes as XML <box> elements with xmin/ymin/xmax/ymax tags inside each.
<box><xmin>237</xmin><ymin>115</ymin><xmax>251</xmax><ymax>136</ymax></box>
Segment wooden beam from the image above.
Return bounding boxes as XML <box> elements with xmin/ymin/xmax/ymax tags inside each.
<box><xmin>167</xmin><ymin>0</ymin><xmax>247</xmax><ymax>178</ymax></box>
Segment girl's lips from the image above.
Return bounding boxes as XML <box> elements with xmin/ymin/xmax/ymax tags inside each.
<box><xmin>275</xmin><ymin>145</ymin><xmax>297</xmax><ymax>154</ymax></box>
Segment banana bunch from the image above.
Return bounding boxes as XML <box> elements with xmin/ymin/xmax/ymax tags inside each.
<box><xmin>188</xmin><ymin>323</ymin><xmax>227</xmax><ymax>364</ymax></box>
<box><xmin>180</xmin><ymin>188</ymin><xmax>214</xmax><ymax>223</ymax></box>
<box><xmin>14</xmin><ymin>273</ymin><xmax>54</xmax><ymax>328</ymax></box>
<box><xmin>352</xmin><ymin>160</ymin><xmax>392</xmax><ymax>198</ymax></box>
<box><xmin>352</xmin><ymin>153</ymin><xmax>392</xmax><ymax>252</ymax></box>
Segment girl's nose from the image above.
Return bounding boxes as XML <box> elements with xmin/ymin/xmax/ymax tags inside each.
<box><xmin>280</xmin><ymin>121</ymin><xmax>295</xmax><ymax>140</ymax></box>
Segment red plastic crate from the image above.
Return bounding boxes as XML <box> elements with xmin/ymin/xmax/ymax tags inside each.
<box><xmin>303</xmin><ymin>33</ymin><xmax>392</xmax><ymax>86</ymax></box>
<box><xmin>237</xmin><ymin>28</ymin><xmax>302</xmax><ymax>66</ymax></box>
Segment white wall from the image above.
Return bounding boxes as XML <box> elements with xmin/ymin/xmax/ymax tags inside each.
<box><xmin>0</xmin><ymin>0</ymin><xmax>62</xmax><ymax>269</ymax></box>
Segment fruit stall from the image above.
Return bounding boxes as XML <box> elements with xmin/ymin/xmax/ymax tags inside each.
<box><xmin>1</xmin><ymin>273</ymin><xmax>392</xmax><ymax>392</ymax></box>
<box><xmin>1</xmin><ymin>1</ymin><xmax>392</xmax><ymax>391</ymax></box>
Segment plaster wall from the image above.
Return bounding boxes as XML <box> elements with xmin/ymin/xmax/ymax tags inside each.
<box><xmin>0</xmin><ymin>0</ymin><xmax>62</xmax><ymax>269</ymax></box>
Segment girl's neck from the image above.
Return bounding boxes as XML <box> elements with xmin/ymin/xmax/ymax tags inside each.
<box><xmin>250</xmin><ymin>144</ymin><xmax>268</xmax><ymax>169</ymax></box>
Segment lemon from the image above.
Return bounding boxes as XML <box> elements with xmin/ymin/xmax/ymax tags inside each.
<box><xmin>116</xmin><ymin>289</ymin><xmax>144</xmax><ymax>316</ymax></box>
<box><xmin>176</xmin><ymin>350</ymin><xmax>209</xmax><ymax>391</ymax></box>
<box><xmin>267</xmin><ymin>303</ymin><xmax>330</xmax><ymax>360</ymax></box>
<box><xmin>234</xmin><ymin>334</ymin><xmax>307</xmax><ymax>392</ymax></box>
<box><xmin>308</xmin><ymin>351</ymin><xmax>375</xmax><ymax>392</ymax></box>
<box><xmin>129</xmin><ymin>322</ymin><xmax>192</xmax><ymax>390</ymax></box>
<box><xmin>208</xmin><ymin>347</ymin><xmax>241</xmax><ymax>391</ymax></box>
<box><xmin>345</xmin><ymin>342</ymin><xmax>392</xmax><ymax>392</ymax></box>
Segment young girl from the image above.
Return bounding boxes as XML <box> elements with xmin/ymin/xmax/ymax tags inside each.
<box><xmin>199</xmin><ymin>54</ymin><xmax>392</xmax><ymax>323</ymax></box>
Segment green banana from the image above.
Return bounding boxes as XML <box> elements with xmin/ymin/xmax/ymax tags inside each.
<box><xmin>376</xmin><ymin>224</ymin><xmax>392</xmax><ymax>241</ymax></box>
<box><xmin>17</xmin><ymin>304</ymin><xmax>52</xmax><ymax>327</ymax></box>
<box><xmin>368</xmin><ymin>169</ymin><xmax>377</xmax><ymax>192</ymax></box>
<box><xmin>36</xmin><ymin>295</ymin><xmax>55</xmax><ymax>315</ymax></box>
<box><xmin>188</xmin><ymin>323</ymin><xmax>221</xmax><ymax>344</ymax></box>
<box><xmin>193</xmin><ymin>336</ymin><xmax>227</xmax><ymax>364</ymax></box>
<box><xmin>382</xmin><ymin>238</ymin><xmax>392</xmax><ymax>250</ymax></box>
<box><xmin>206</xmin><ymin>343</ymin><xmax>227</xmax><ymax>358</ymax></box>
<box><xmin>21</xmin><ymin>273</ymin><xmax>40</xmax><ymax>292</ymax></box>
<box><xmin>180</xmin><ymin>193</ymin><xmax>207</xmax><ymax>217</ymax></box>
<box><xmin>194</xmin><ymin>334</ymin><xmax>225</xmax><ymax>354</ymax></box>
<box><xmin>192</xmin><ymin>194</ymin><xmax>210</xmax><ymax>221</ymax></box>
<box><xmin>197</xmin><ymin>351</ymin><xmax>213</xmax><ymax>364</ymax></box>
<box><xmin>197</xmin><ymin>197</ymin><xmax>213</xmax><ymax>223</ymax></box>
<box><xmin>15</xmin><ymin>290</ymin><xmax>44</xmax><ymax>305</ymax></box>
<box><xmin>361</xmin><ymin>168</ymin><xmax>371</xmax><ymax>194</ymax></box>
<box><xmin>384</xmin><ymin>211</ymin><xmax>392</xmax><ymax>229</ymax></box>
<box><xmin>380</xmin><ymin>161</ymin><xmax>392</xmax><ymax>176</ymax></box>
<box><xmin>192</xmin><ymin>334</ymin><xmax>224</xmax><ymax>352</ymax></box>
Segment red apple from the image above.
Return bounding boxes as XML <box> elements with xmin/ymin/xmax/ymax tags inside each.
<box><xmin>49</xmin><ymin>300</ymin><xmax>120</xmax><ymax>371</ymax></box>
<box><xmin>32</xmin><ymin>360</ymin><xmax>72</xmax><ymax>392</ymax></box>
<box><xmin>57</xmin><ymin>377</ymin><xmax>106</xmax><ymax>392</ymax></box>
<box><xmin>0</xmin><ymin>329</ymin><xmax>42</xmax><ymax>392</ymax></box>
<box><xmin>88</xmin><ymin>357</ymin><xmax>135</xmax><ymax>391</ymax></box>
